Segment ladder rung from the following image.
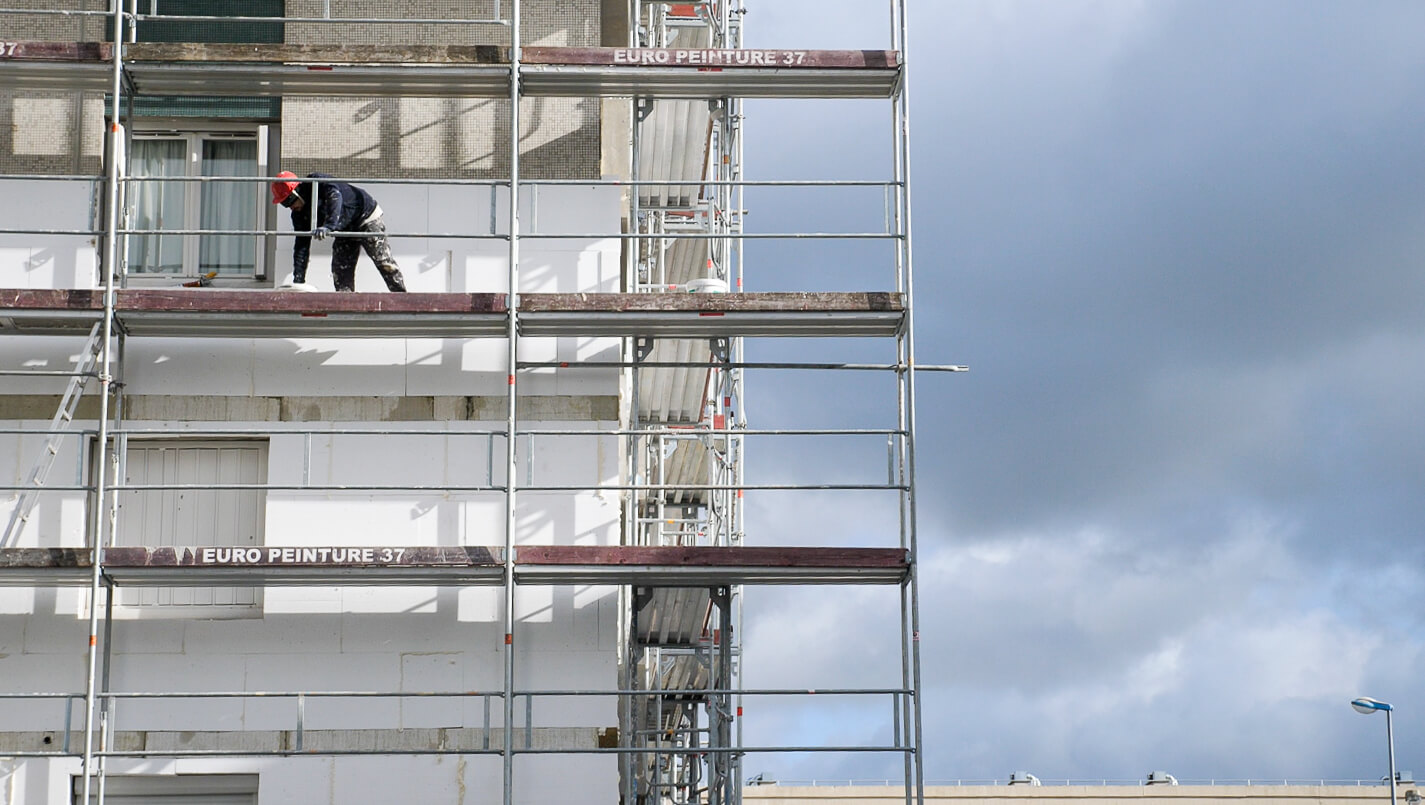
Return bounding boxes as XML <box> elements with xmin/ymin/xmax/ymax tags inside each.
<box><xmin>1</xmin><ymin>323</ymin><xmax>103</xmax><ymax>546</ymax></box>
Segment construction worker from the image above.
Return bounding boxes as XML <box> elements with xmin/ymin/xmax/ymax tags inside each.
<box><xmin>270</xmin><ymin>171</ymin><xmax>407</xmax><ymax>292</ymax></box>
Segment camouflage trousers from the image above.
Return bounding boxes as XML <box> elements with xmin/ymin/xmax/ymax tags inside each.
<box><xmin>331</xmin><ymin>216</ymin><xmax>406</xmax><ymax>292</ymax></box>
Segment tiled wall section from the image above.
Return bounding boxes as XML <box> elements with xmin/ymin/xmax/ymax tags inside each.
<box><xmin>285</xmin><ymin>0</ymin><xmax>600</xmax><ymax>47</ymax></box>
<box><xmin>0</xmin><ymin>92</ymin><xmax>106</xmax><ymax>176</ymax></box>
<box><xmin>0</xmin><ymin>1</ymin><xmax>101</xmax><ymax>174</ymax></box>
<box><xmin>0</xmin><ymin>1</ymin><xmax>603</xmax><ymax>178</ymax></box>
<box><xmin>0</xmin><ymin>0</ymin><xmax>105</xmax><ymax>39</ymax></box>
<box><xmin>280</xmin><ymin>96</ymin><xmax>600</xmax><ymax>180</ymax></box>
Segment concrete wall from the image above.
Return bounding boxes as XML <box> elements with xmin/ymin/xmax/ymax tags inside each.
<box><xmin>0</xmin><ymin>178</ymin><xmax>100</xmax><ymax>288</ymax></box>
<box><xmin>0</xmin><ymin>143</ymin><xmax>628</xmax><ymax>805</ymax></box>
<box><xmin>4</xmin><ymin>755</ymin><xmax>618</xmax><ymax>804</ymax></box>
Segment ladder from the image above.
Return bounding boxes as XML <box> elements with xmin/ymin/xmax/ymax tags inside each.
<box><xmin>2</xmin><ymin>323</ymin><xmax>104</xmax><ymax>546</ymax></box>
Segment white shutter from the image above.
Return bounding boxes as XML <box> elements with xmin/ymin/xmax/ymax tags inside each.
<box><xmin>88</xmin><ymin>795</ymin><xmax>253</xmax><ymax>805</ymax></box>
<box><xmin>76</xmin><ymin>774</ymin><xmax>258</xmax><ymax>803</ymax></box>
<box><xmin>114</xmin><ymin>440</ymin><xmax>266</xmax><ymax>610</ymax></box>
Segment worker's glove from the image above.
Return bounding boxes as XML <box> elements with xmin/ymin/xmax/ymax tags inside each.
<box><xmin>313</xmin><ymin>226</ymin><xmax>330</xmax><ymax>241</ymax></box>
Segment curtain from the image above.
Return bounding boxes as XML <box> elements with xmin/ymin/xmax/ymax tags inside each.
<box><xmin>127</xmin><ymin>138</ymin><xmax>186</xmax><ymax>274</ymax></box>
<box><xmin>199</xmin><ymin>139</ymin><xmax>257</xmax><ymax>275</ymax></box>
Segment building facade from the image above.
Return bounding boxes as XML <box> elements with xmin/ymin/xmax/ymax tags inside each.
<box><xmin>0</xmin><ymin>2</ymin><xmax>922</xmax><ymax>803</ymax></box>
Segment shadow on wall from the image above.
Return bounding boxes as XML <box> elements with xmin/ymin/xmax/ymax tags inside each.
<box><xmin>281</xmin><ymin>96</ymin><xmax>602</xmax><ymax>181</ymax></box>
<box><xmin>132</xmin><ymin>339</ymin><xmax>514</xmax><ymax>395</ymax></box>
<box><xmin>0</xmin><ymin>596</ymin><xmax>618</xmax><ymax>728</ymax></box>
<box><xmin>0</xmin><ymin>179</ymin><xmax>100</xmax><ymax>289</ymax></box>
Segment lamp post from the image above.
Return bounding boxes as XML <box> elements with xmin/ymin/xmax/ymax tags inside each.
<box><xmin>1353</xmin><ymin>697</ymin><xmax>1398</xmax><ymax>805</ymax></box>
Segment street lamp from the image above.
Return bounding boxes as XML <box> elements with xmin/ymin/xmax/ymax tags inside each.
<box><xmin>1353</xmin><ymin>697</ymin><xmax>1398</xmax><ymax>805</ymax></box>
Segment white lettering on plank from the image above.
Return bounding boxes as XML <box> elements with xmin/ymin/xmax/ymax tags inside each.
<box><xmin>197</xmin><ymin>547</ymin><xmax>408</xmax><ymax>564</ymax></box>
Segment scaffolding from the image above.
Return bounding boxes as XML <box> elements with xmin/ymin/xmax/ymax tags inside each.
<box><xmin>0</xmin><ymin>1</ymin><xmax>936</xmax><ymax>803</ymax></box>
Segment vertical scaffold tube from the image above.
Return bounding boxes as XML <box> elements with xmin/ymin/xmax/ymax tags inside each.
<box><xmin>891</xmin><ymin>1</ymin><xmax>925</xmax><ymax>803</ymax></box>
<box><xmin>623</xmin><ymin>4</ymin><xmax>645</xmax><ymax>801</ymax></box>
<box><xmin>80</xmin><ymin>5</ymin><xmax>127</xmax><ymax>804</ymax></box>
<box><xmin>730</xmin><ymin>4</ymin><xmax>748</xmax><ymax>797</ymax></box>
<box><xmin>503</xmin><ymin>1</ymin><xmax>522</xmax><ymax>803</ymax></box>
<box><xmin>95</xmin><ymin>332</ymin><xmax>128</xmax><ymax>805</ymax></box>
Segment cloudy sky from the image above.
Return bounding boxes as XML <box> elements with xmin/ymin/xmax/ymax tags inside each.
<box><xmin>731</xmin><ymin>0</ymin><xmax>1425</xmax><ymax>785</ymax></box>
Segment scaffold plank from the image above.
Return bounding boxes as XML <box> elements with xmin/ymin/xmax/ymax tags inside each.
<box><xmin>0</xmin><ymin>289</ymin><xmax>508</xmax><ymax>337</ymax></box>
<box><xmin>0</xmin><ymin>548</ymin><xmax>91</xmax><ymax>585</ymax></box>
<box><xmin>0</xmin><ymin>42</ymin><xmax>901</xmax><ymax>99</ymax></box>
<box><xmin>515</xmin><ymin>545</ymin><xmax>910</xmax><ymax>585</ymax></box>
<box><xmin>522</xmin><ymin>46</ymin><xmax>900</xmax><ymax>99</ymax></box>
<box><xmin>0</xmin><ymin>545</ymin><xmax>907</xmax><ymax>586</ymax></box>
<box><xmin>519</xmin><ymin>292</ymin><xmax>905</xmax><ymax>337</ymax></box>
<box><xmin>0</xmin><ymin>546</ymin><xmax>505</xmax><ymax>586</ymax></box>
<box><xmin>127</xmin><ymin>43</ymin><xmax>509</xmax><ymax>63</ymax></box>
<box><xmin>0</xmin><ymin>289</ymin><xmax>904</xmax><ymax>338</ymax></box>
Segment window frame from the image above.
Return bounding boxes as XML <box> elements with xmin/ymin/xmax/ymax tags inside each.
<box><xmin>123</xmin><ymin>121</ymin><xmax>276</xmax><ymax>285</ymax></box>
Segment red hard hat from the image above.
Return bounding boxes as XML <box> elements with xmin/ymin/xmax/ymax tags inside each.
<box><xmin>270</xmin><ymin>170</ymin><xmax>300</xmax><ymax>204</ymax></box>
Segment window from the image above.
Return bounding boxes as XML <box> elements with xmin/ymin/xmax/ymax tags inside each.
<box><xmin>129</xmin><ymin>0</ymin><xmax>283</xmax><ymax>44</ymax></box>
<box><xmin>126</xmin><ymin>128</ymin><xmax>269</xmax><ymax>279</ymax></box>
<box><xmin>110</xmin><ymin>1</ymin><xmax>282</xmax><ymax>281</ymax></box>
<box><xmin>109</xmin><ymin>439</ymin><xmax>267</xmax><ymax>612</ymax></box>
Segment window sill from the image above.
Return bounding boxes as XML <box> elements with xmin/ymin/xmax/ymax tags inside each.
<box><xmin>121</xmin><ymin>276</ymin><xmax>273</xmax><ymax>290</ymax></box>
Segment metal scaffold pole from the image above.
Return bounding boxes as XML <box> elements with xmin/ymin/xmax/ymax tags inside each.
<box><xmin>623</xmin><ymin>8</ymin><xmax>645</xmax><ymax>787</ymax></box>
<box><xmin>891</xmin><ymin>1</ymin><xmax>926</xmax><ymax>803</ymax></box>
<box><xmin>620</xmin><ymin>9</ymin><xmax>638</xmax><ymax>804</ymax></box>
<box><xmin>79</xmin><ymin>3</ymin><xmax>127</xmax><ymax>804</ymax></box>
<box><xmin>503</xmin><ymin>1</ymin><xmax>522</xmax><ymax>802</ymax></box>
<box><xmin>730</xmin><ymin>6</ymin><xmax>749</xmax><ymax>798</ymax></box>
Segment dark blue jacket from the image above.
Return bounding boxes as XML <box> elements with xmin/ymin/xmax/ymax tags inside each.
<box><xmin>289</xmin><ymin>173</ymin><xmax>379</xmax><ymax>275</ymax></box>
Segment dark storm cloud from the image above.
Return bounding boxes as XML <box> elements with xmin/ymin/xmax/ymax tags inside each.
<box><xmin>930</xmin><ymin>1</ymin><xmax>1425</xmax><ymax>547</ymax></box>
<box><xmin>737</xmin><ymin>0</ymin><xmax>1425</xmax><ymax>785</ymax></box>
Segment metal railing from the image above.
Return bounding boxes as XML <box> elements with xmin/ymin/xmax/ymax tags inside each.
<box><xmin>757</xmin><ymin>779</ymin><xmax>1396</xmax><ymax>788</ymax></box>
